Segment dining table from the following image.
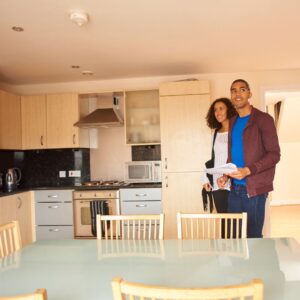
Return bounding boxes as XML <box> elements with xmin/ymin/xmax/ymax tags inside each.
<box><xmin>0</xmin><ymin>238</ymin><xmax>299</xmax><ymax>300</ymax></box>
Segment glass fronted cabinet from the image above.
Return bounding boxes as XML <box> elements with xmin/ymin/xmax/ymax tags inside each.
<box><xmin>125</xmin><ymin>90</ymin><xmax>160</xmax><ymax>145</ymax></box>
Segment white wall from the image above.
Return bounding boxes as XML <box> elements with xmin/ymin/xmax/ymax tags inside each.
<box><xmin>90</xmin><ymin>127</ymin><xmax>131</xmax><ymax>181</ymax></box>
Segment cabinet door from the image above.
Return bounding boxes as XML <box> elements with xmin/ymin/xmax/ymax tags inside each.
<box><xmin>0</xmin><ymin>90</ymin><xmax>22</xmax><ymax>149</ymax></box>
<box><xmin>162</xmin><ymin>172</ymin><xmax>203</xmax><ymax>239</ymax></box>
<box><xmin>16</xmin><ymin>192</ymin><xmax>33</xmax><ymax>246</ymax></box>
<box><xmin>46</xmin><ymin>94</ymin><xmax>89</xmax><ymax>148</ymax></box>
<box><xmin>0</xmin><ymin>195</ymin><xmax>17</xmax><ymax>225</ymax></box>
<box><xmin>21</xmin><ymin>95</ymin><xmax>47</xmax><ymax>149</ymax></box>
<box><xmin>160</xmin><ymin>94</ymin><xmax>211</xmax><ymax>172</ymax></box>
<box><xmin>125</xmin><ymin>90</ymin><xmax>160</xmax><ymax>145</ymax></box>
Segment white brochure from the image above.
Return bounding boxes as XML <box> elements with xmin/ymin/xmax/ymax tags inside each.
<box><xmin>205</xmin><ymin>163</ymin><xmax>238</xmax><ymax>175</ymax></box>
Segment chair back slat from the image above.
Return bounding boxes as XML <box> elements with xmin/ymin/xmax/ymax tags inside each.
<box><xmin>177</xmin><ymin>213</ymin><xmax>247</xmax><ymax>240</ymax></box>
<box><xmin>97</xmin><ymin>214</ymin><xmax>164</xmax><ymax>240</ymax></box>
<box><xmin>0</xmin><ymin>221</ymin><xmax>22</xmax><ymax>258</ymax></box>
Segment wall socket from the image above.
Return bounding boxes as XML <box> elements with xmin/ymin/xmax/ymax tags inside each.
<box><xmin>59</xmin><ymin>171</ymin><xmax>66</xmax><ymax>178</ymax></box>
<box><xmin>68</xmin><ymin>170</ymin><xmax>81</xmax><ymax>177</ymax></box>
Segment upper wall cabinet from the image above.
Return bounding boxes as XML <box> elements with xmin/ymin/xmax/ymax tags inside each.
<box><xmin>125</xmin><ymin>90</ymin><xmax>160</xmax><ymax>145</ymax></box>
<box><xmin>21</xmin><ymin>95</ymin><xmax>47</xmax><ymax>149</ymax></box>
<box><xmin>22</xmin><ymin>93</ymin><xmax>89</xmax><ymax>149</ymax></box>
<box><xmin>0</xmin><ymin>90</ymin><xmax>22</xmax><ymax>149</ymax></box>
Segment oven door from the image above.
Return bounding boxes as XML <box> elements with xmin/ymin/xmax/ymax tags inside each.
<box><xmin>74</xmin><ymin>199</ymin><xmax>117</xmax><ymax>238</ymax></box>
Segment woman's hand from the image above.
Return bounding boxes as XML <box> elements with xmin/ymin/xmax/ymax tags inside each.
<box><xmin>203</xmin><ymin>183</ymin><xmax>212</xmax><ymax>192</ymax></box>
<box><xmin>217</xmin><ymin>175</ymin><xmax>228</xmax><ymax>189</ymax></box>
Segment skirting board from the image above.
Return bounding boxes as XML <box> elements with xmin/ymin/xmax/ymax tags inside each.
<box><xmin>270</xmin><ymin>199</ymin><xmax>300</xmax><ymax>206</ymax></box>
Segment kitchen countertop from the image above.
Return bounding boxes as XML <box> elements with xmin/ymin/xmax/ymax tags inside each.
<box><xmin>0</xmin><ymin>183</ymin><xmax>162</xmax><ymax>197</ymax></box>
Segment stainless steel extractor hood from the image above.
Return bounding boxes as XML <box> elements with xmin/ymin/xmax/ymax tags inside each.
<box><xmin>74</xmin><ymin>96</ymin><xmax>124</xmax><ymax>128</ymax></box>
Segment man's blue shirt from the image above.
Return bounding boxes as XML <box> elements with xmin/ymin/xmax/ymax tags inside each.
<box><xmin>231</xmin><ymin>115</ymin><xmax>250</xmax><ymax>185</ymax></box>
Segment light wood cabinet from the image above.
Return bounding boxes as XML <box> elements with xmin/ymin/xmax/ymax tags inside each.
<box><xmin>21</xmin><ymin>95</ymin><xmax>47</xmax><ymax>149</ymax></box>
<box><xmin>0</xmin><ymin>90</ymin><xmax>22</xmax><ymax>149</ymax></box>
<box><xmin>159</xmin><ymin>80</ymin><xmax>211</xmax><ymax>238</ymax></box>
<box><xmin>0</xmin><ymin>191</ymin><xmax>33</xmax><ymax>246</ymax></box>
<box><xmin>125</xmin><ymin>90</ymin><xmax>160</xmax><ymax>145</ymax></box>
<box><xmin>21</xmin><ymin>93</ymin><xmax>90</xmax><ymax>149</ymax></box>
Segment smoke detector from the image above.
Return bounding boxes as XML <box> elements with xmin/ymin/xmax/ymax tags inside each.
<box><xmin>69</xmin><ymin>11</ymin><xmax>89</xmax><ymax>26</ymax></box>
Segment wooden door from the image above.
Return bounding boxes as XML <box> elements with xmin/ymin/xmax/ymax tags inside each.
<box><xmin>162</xmin><ymin>172</ymin><xmax>203</xmax><ymax>239</ymax></box>
<box><xmin>16</xmin><ymin>192</ymin><xmax>33</xmax><ymax>246</ymax></box>
<box><xmin>21</xmin><ymin>95</ymin><xmax>47</xmax><ymax>149</ymax></box>
<box><xmin>159</xmin><ymin>94</ymin><xmax>211</xmax><ymax>172</ymax></box>
<box><xmin>46</xmin><ymin>93</ymin><xmax>82</xmax><ymax>148</ymax></box>
<box><xmin>0</xmin><ymin>90</ymin><xmax>22</xmax><ymax>149</ymax></box>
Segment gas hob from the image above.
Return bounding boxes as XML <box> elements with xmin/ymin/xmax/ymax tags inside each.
<box><xmin>77</xmin><ymin>180</ymin><xmax>129</xmax><ymax>190</ymax></box>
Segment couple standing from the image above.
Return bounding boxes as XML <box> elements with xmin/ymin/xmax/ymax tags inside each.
<box><xmin>203</xmin><ymin>79</ymin><xmax>281</xmax><ymax>238</ymax></box>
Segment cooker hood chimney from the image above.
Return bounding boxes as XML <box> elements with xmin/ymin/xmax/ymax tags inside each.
<box><xmin>74</xmin><ymin>96</ymin><xmax>123</xmax><ymax>128</ymax></box>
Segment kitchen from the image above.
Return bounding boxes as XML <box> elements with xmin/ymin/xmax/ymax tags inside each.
<box><xmin>1</xmin><ymin>1</ymin><xmax>300</xmax><ymax>298</ymax></box>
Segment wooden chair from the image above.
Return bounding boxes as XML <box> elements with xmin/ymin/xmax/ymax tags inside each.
<box><xmin>0</xmin><ymin>221</ymin><xmax>22</xmax><ymax>258</ymax></box>
<box><xmin>177</xmin><ymin>212</ymin><xmax>247</xmax><ymax>239</ymax></box>
<box><xmin>0</xmin><ymin>289</ymin><xmax>47</xmax><ymax>300</ymax></box>
<box><xmin>111</xmin><ymin>277</ymin><xmax>264</xmax><ymax>300</ymax></box>
<box><xmin>96</xmin><ymin>214</ymin><xmax>164</xmax><ymax>240</ymax></box>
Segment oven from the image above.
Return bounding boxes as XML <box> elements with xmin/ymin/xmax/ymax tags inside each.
<box><xmin>73</xmin><ymin>190</ymin><xmax>120</xmax><ymax>238</ymax></box>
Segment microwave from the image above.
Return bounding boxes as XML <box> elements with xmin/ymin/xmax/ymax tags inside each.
<box><xmin>125</xmin><ymin>161</ymin><xmax>162</xmax><ymax>183</ymax></box>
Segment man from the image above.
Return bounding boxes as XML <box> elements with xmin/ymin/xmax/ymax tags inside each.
<box><xmin>218</xmin><ymin>79</ymin><xmax>280</xmax><ymax>238</ymax></box>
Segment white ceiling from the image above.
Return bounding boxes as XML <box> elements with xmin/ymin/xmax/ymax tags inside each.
<box><xmin>1</xmin><ymin>0</ymin><xmax>300</xmax><ymax>85</ymax></box>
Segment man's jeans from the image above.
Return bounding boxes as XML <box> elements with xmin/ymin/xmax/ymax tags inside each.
<box><xmin>228</xmin><ymin>184</ymin><xmax>267</xmax><ymax>238</ymax></box>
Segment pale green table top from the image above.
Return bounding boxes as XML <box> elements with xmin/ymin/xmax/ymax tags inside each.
<box><xmin>0</xmin><ymin>238</ymin><xmax>299</xmax><ymax>300</ymax></box>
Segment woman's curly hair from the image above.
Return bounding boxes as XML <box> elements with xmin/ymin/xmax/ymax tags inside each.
<box><xmin>206</xmin><ymin>97</ymin><xmax>236</xmax><ymax>129</ymax></box>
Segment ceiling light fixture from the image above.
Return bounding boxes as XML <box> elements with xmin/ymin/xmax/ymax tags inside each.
<box><xmin>69</xmin><ymin>11</ymin><xmax>89</xmax><ymax>27</ymax></box>
<box><xmin>71</xmin><ymin>65</ymin><xmax>80</xmax><ymax>69</ymax></box>
<box><xmin>12</xmin><ymin>26</ymin><xmax>24</xmax><ymax>32</ymax></box>
<box><xmin>82</xmin><ymin>70</ymin><xmax>93</xmax><ymax>75</ymax></box>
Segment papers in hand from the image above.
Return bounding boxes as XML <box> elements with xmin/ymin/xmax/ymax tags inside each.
<box><xmin>205</xmin><ymin>163</ymin><xmax>238</xmax><ymax>175</ymax></box>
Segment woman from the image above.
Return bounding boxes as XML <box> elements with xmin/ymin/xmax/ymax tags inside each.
<box><xmin>203</xmin><ymin>97</ymin><xmax>236</xmax><ymax>213</ymax></box>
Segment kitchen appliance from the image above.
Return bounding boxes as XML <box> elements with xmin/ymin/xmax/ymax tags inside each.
<box><xmin>5</xmin><ymin>168</ymin><xmax>22</xmax><ymax>192</ymax></box>
<box><xmin>125</xmin><ymin>161</ymin><xmax>161</xmax><ymax>183</ymax></box>
<box><xmin>74</xmin><ymin>94</ymin><xmax>123</xmax><ymax>128</ymax></box>
<box><xmin>0</xmin><ymin>173</ymin><xmax>3</xmax><ymax>191</ymax></box>
<box><xmin>73</xmin><ymin>188</ymin><xmax>121</xmax><ymax>238</ymax></box>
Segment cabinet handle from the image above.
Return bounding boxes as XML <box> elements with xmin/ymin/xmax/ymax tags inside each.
<box><xmin>165</xmin><ymin>176</ymin><xmax>168</xmax><ymax>188</ymax></box>
<box><xmin>49</xmin><ymin>228</ymin><xmax>60</xmax><ymax>232</ymax></box>
<box><xmin>48</xmin><ymin>195</ymin><xmax>58</xmax><ymax>198</ymax></box>
<box><xmin>135</xmin><ymin>193</ymin><xmax>147</xmax><ymax>197</ymax></box>
<box><xmin>48</xmin><ymin>205</ymin><xmax>59</xmax><ymax>209</ymax></box>
<box><xmin>17</xmin><ymin>197</ymin><xmax>22</xmax><ymax>209</ymax></box>
<box><xmin>73</xmin><ymin>134</ymin><xmax>76</xmax><ymax>145</ymax></box>
<box><xmin>40</xmin><ymin>135</ymin><xmax>44</xmax><ymax>146</ymax></box>
<box><xmin>136</xmin><ymin>204</ymin><xmax>147</xmax><ymax>207</ymax></box>
<box><xmin>164</xmin><ymin>157</ymin><xmax>168</xmax><ymax>170</ymax></box>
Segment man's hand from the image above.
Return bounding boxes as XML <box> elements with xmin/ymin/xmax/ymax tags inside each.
<box><xmin>217</xmin><ymin>175</ymin><xmax>228</xmax><ymax>189</ymax></box>
<box><xmin>227</xmin><ymin>167</ymin><xmax>251</xmax><ymax>180</ymax></box>
<box><xmin>203</xmin><ymin>183</ymin><xmax>212</xmax><ymax>192</ymax></box>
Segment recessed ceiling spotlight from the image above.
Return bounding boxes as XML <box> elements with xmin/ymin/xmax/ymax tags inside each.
<box><xmin>69</xmin><ymin>11</ymin><xmax>89</xmax><ymax>27</ymax></box>
<box><xmin>71</xmin><ymin>65</ymin><xmax>80</xmax><ymax>69</ymax></box>
<box><xmin>82</xmin><ymin>70</ymin><xmax>93</xmax><ymax>75</ymax></box>
<box><xmin>12</xmin><ymin>26</ymin><xmax>24</xmax><ymax>32</ymax></box>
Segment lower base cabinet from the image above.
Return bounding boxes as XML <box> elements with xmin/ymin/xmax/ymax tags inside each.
<box><xmin>0</xmin><ymin>191</ymin><xmax>34</xmax><ymax>246</ymax></box>
<box><xmin>34</xmin><ymin>190</ymin><xmax>74</xmax><ymax>240</ymax></box>
<box><xmin>36</xmin><ymin>226</ymin><xmax>74</xmax><ymax>240</ymax></box>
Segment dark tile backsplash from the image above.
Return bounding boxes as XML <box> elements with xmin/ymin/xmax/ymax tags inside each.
<box><xmin>132</xmin><ymin>145</ymin><xmax>161</xmax><ymax>161</ymax></box>
<box><xmin>0</xmin><ymin>149</ymin><xmax>90</xmax><ymax>188</ymax></box>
